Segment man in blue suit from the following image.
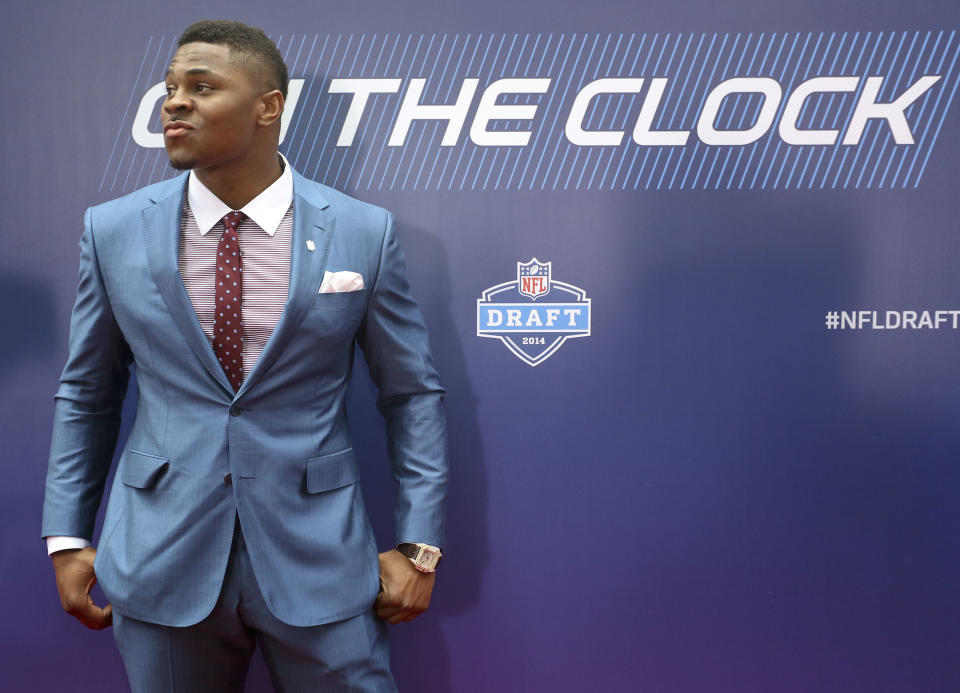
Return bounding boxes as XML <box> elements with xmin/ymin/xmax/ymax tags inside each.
<box><xmin>42</xmin><ymin>20</ymin><xmax>447</xmax><ymax>692</ymax></box>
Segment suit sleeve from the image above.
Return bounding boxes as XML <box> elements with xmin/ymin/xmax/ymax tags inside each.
<box><xmin>355</xmin><ymin>211</ymin><xmax>448</xmax><ymax>549</ymax></box>
<box><xmin>41</xmin><ymin>208</ymin><xmax>132</xmax><ymax>541</ymax></box>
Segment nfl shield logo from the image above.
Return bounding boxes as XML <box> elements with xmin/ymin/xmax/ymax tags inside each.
<box><xmin>517</xmin><ymin>259</ymin><xmax>551</xmax><ymax>300</ymax></box>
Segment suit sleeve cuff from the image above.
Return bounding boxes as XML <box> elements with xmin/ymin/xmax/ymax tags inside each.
<box><xmin>46</xmin><ymin>536</ymin><xmax>91</xmax><ymax>555</ymax></box>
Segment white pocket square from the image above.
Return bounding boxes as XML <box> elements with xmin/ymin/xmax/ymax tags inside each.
<box><xmin>319</xmin><ymin>270</ymin><xmax>364</xmax><ymax>293</ymax></box>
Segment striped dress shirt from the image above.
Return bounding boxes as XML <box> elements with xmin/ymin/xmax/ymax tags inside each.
<box><xmin>179</xmin><ymin>158</ymin><xmax>294</xmax><ymax>381</ymax></box>
<box><xmin>179</xmin><ymin>199</ymin><xmax>292</xmax><ymax>380</ymax></box>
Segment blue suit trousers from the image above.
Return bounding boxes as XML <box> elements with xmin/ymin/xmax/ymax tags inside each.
<box><xmin>112</xmin><ymin>520</ymin><xmax>397</xmax><ymax>693</ymax></box>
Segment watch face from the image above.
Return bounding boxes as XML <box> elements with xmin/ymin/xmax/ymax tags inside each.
<box><xmin>416</xmin><ymin>547</ymin><xmax>441</xmax><ymax>571</ymax></box>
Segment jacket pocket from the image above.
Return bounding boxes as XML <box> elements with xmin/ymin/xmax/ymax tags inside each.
<box><xmin>305</xmin><ymin>448</ymin><xmax>360</xmax><ymax>493</ymax></box>
<box><xmin>120</xmin><ymin>450</ymin><xmax>169</xmax><ymax>489</ymax></box>
<box><xmin>311</xmin><ymin>290</ymin><xmax>366</xmax><ymax>310</ymax></box>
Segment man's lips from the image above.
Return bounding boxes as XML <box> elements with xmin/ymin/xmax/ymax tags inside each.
<box><xmin>163</xmin><ymin>121</ymin><xmax>194</xmax><ymax>138</ymax></box>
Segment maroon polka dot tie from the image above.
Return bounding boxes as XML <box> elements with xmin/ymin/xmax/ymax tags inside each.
<box><xmin>214</xmin><ymin>211</ymin><xmax>246</xmax><ymax>391</ymax></box>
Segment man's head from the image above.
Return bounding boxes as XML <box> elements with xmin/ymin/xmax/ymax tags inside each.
<box><xmin>162</xmin><ymin>20</ymin><xmax>288</xmax><ymax>173</ymax></box>
<box><xmin>177</xmin><ymin>20</ymin><xmax>288</xmax><ymax>100</ymax></box>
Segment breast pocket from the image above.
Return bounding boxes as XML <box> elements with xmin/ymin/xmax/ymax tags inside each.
<box><xmin>312</xmin><ymin>290</ymin><xmax>367</xmax><ymax>311</ymax></box>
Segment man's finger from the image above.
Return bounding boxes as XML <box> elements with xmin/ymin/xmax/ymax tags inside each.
<box><xmin>387</xmin><ymin>611</ymin><xmax>417</xmax><ymax>625</ymax></box>
<box><xmin>376</xmin><ymin>605</ymin><xmax>406</xmax><ymax>620</ymax></box>
<box><xmin>99</xmin><ymin>602</ymin><xmax>113</xmax><ymax>628</ymax></box>
<box><xmin>376</xmin><ymin>606</ymin><xmax>425</xmax><ymax>624</ymax></box>
<box><xmin>380</xmin><ymin>609</ymin><xmax>408</xmax><ymax>624</ymax></box>
<box><xmin>71</xmin><ymin>597</ymin><xmax>113</xmax><ymax>630</ymax></box>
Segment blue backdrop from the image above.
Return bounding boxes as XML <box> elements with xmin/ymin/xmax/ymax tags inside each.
<box><xmin>3</xmin><ymin>1</ymin><xmax>959</xmax><ymax>691</ymax></box>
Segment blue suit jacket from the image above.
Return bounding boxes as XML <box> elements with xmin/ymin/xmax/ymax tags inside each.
<box><xmin>41</xmin><ymin>169</ymin><xmax>448</xmax><ymax>628</ymax></box>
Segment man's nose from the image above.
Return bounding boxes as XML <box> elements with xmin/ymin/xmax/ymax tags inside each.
<box><xmin>164</xmin><ymin>90</ymin><xmax>192</xmax><ymax>112</ymax></box>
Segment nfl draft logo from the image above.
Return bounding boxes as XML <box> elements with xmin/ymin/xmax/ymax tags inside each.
<box><xmin>476</xmin><ymin>259</ymin><xmax>591</xmax><ymax>366</ymax></box>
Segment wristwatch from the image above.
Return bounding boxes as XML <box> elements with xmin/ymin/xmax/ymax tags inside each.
<box><xmin>395</xmin><ymin>542</ymin><xmax>442</xmax><ymax>573</ymax></box>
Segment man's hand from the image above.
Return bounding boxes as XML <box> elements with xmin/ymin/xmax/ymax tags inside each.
<box><xmin>50</xmin><ymin>547</ymin><xmax>112</xmax><ymax>630</ymax></box>
<box><xmin>374</xmin><ymin>548</ymin><xmax>436</xmax><ymax>624</ymax></box>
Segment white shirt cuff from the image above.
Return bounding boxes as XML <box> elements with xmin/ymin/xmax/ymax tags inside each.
<box><xmin>46</xmin><ymin>536</ymin><xmax>91</xmax><ymax>555</ymax></box>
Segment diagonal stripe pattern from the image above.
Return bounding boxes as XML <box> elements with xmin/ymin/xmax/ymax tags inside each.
<box><xmin>107</xmin><ymin>30</ymin><xmax>960</xmax><ymax>193</ymax></box>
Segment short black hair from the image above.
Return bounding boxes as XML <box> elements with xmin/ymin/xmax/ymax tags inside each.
<box><xmin>178</xmin><ymin>20</ymin><xmax>288</xmax><ymax>99</ymax></box>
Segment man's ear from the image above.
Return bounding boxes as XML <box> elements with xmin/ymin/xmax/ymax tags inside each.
<box><xmin>257</xmin><ymin>90</ymin><xmax>284</xmax><ymax>127</ymax></box>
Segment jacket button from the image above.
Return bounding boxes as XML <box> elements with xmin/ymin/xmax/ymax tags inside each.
<box><xmin>230</xmin><ymin>406</ymin><xmax>242</xmax><ymax>417</ymax></box>
<box><xmin>223</xmin><ymin>473</ymin><xmax>232</xmax><ymax>485</ymax></box>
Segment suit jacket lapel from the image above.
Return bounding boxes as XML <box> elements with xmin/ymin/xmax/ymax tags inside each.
<box><xmin>236</xmin><ymin>190</ymin><xmax>334</xmax><ymax>398</ymax></box>
<box><xmin>141</xmin><ymin>175</ymin><xmax>234</xmax><ymax>396</ymax></box>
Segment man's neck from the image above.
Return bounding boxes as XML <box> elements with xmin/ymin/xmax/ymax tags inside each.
<box><xmin>193</xmin><ymin>151</ymin><xmax>284</xmax><ymax>210</ymax></box>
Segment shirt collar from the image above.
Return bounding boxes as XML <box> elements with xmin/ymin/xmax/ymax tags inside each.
<box><xmin>187</xmin><ymin>154</ymin><xmax>293</xmax><ymax>237</ymax></box>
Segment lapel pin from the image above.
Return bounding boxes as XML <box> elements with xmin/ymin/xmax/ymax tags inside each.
<box><xmin>306</xmin><ymin>239</ymin><xmax>316</xmax><ymax>252</ymax></box>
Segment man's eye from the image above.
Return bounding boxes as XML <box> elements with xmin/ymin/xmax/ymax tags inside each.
<box><xmin>195</xmin><ymin>84</ymin><xmax>212</xmax><ymax>92</ymax></box>
<box><xmin>165</xmin><ymin>85</ymin><xmax>176</xmax><ymax>96</ymax></box>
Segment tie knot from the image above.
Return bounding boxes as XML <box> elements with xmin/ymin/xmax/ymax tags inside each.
<box><xmin>222</xmin><ymin>211</ymin><xmax>246</xmax><ymax>230</ymax></box>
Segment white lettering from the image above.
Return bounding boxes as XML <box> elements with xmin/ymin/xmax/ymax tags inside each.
<box><xmin>566</xmin><ymin>78</ymin><xmax>644</xmax><ymax>146</ymax></box>
<box><xmin>388</xmin><ymin>78</ymin><xmax>479</xmax><ymax>147</ymax></box>
<box><xmin>563</xmin><ymin>308</ymin><xmax>581</xmax><ymax>327</ymax></box>
<box><xmin>128</xmin><ymin>72</ymin><xmax>947</xmax><ymax>154</ymax></box>
<box><xmin>633</xmin><ymin>78</ymin><xmax>689</xmax><ymax>146</ymax></box>
<box><xmin>843</xmin><ymin>75</ymin><xmax>941</xmax><ymax>145</ymax></box>
<box><xmin>131</xmin><ymin>82</ymin><xmax>167</xmax><ymax>148</ymax></box>
<box><xmin>328</xmin><ymin>78</ymin><xmax>402</xmax><ymax>146</ymax></box>
<box><xmin>471</xmin><ymin>78</ymin><xmax>550</xmax><ymax>146</ymax></box>
<box><xmin>779</xmin><ymin>76</ymin><xmax>859</xmax><ymax>145</ymax></box>
<box><xmin>697</xmin><ymin>77</ymin><xmax>782</xmax><ymax>146</ymax></box>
